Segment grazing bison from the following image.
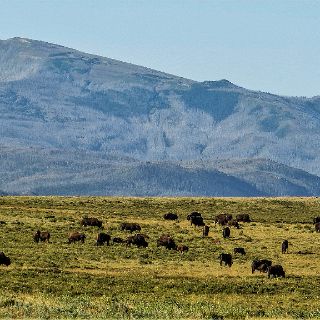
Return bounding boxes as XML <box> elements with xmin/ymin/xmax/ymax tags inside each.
<box><xmin>222</xmin><ymin>227</ymin><xmax>230</xmax><ymax>238</ymax></box>
<box><xmin>157</xmin><ymin>234</ymin><xmax>177</xmax><ymax>250</ymax></box>
<box><xmin>176</xmin><ymin>245</ymin><xmax>189</xmax><ymax>253</ymax></box>
<box><xmin>252</xmin><ymin>259</ymin><xmax>272</xmax><ymax>274</ymax></box>
<box><xmin>236</xmin><ymin>213</ymin><xmax>251</xmax><ymax>223</ymax></box>
<box><xmin>313</xmin><ymin>217</ymin><xmax>320</xmax><ymax>224</ymax></box>
<box><xmin>120</xmin><ymin>222</ymin><xmax>141</xmax><ymax>233</ymax></box>
<box><xmin>203</xmin><ymin>225</ymin><xmax>210</xmax><ymax>237</ymax></box>
<box><xmin>315</xmin><ymin>222</ymin><xmax>320</xmax><ymax>232</ymax></box>
<box><xmin>219</xmin><ymin>253</ymin><xmax>233</xmax><ymax>267</ymax></box>
<box><xmin>68</xmin><ymin>232</ymin><xmax>86</xmax><ymax>244</ymax></box>
<box><xmin>112</xmin><ymin>237</ymin><xmax>124</xmax><ymax>244</ymax></box>
<box><xmin>234</xmin><ymin>247</ymin><xmax>246</xmax><ymax>255</ymax></box>
<box><xmin>268</xmin><ymin>265</ymin><xmax>285</xmax><ymax>278</ymax></box>
<box><xmin>190</xmin><ymin>215</ymin><xmax>205</xmax><ymax>227</ymax></box>
<box><xmin>126</xmin><ymin>234</ymin><xmax>148</xmax><ymax>248</ymax></box>
<box><xmin>187</xmin><ymin>212</ymin><xmax>202</xmax><ymax>221</ymax></box>
<box><xmin>0</xmin><ymin>252</ymin><xmax>11</xmax><ymax>266</ymax></box>
<box><xmin>33</xmin><ymin>230</ymin><xmax>51</xmax><ymax>243</ymax></box>
<box><xmin>163</xmin><ymin>213</ymin><xmax>178</xmax><ymax>220</ymax></box>
<box><xmin>282</xmin><ymin>240</ymin><xmax>289</xmax><ymax>254</ymax></box>
<box><xmin>81</xmin><ymin>217</ymin><xmax>103</xmax><ymax>228</ymax></box>
<box><xmin>215</xmin><ymin>214</ymin><xmax>233</xmax><ymax>225</ymax></box>
<box><xmin>96</xmin><ymin>233</ymin><xmax>111</xmax><ymax>246</ymax></box>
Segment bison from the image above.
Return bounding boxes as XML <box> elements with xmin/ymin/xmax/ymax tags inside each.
<box><xmin>252</xmin><ymin>259</ymin><xmax>272</xmax><ymax>274</ymax></box>
<box><xmin>126</xmin><ymin>234</ymin><xmax>148</xmax><ymax>248</ymax></box>
<box><xmin>203</xmin><ymin>225</ymin><xmax>210</xmax><ymax>237</ymax></box>
<box><xmin>96</xmin><ymin>233</ymin><xmax>111</xmax><ymax>246</ymax></box>
<box><xmin>215</xmin><ymin>214</ymin><xmax>233</xmax><ymax>225</ymax></box>
<box><xmin>120</xmin><ymin>222</ymin><xmax>141</xmax><ymax>233</ymax></box>
<box><xmin>163</xmin><ymin>213</ymin><xmax>178</xmax><ymax>220</ymax></box>
<box><xmin>313</xmin><ymin>216</ymin><xmax>320</xmax><ymax>224</ymax></box>
<box><xmin>68</xmin><ymin>232</ymin><xmax>86</xmax><ymax>244</ymax></box>
<box><xmin>190</xmin><ymin>215</ymin><xmax>205</xmax><ymax>227</ymax></box>
<box><xmin>187</xmin><ymin>212</ymin><xmax>202</xmax><ymax>221</ymax></box>
<box><xmin>223</xmin><ymin>227</ymin><xmax>230</xmax><ymax>238</ymax></box>
<box><xmin>81</xmin><ymin>217</ymin><xmax>103</xmax><ymax>228</ymax></box>
<box><xmin>236</xmin><ymin>213</ymin><xmax>251</xmax><ymax>222</ymax></box>
<box><xmin>282</xmin><ymin>240</ymin><xmax>289</xmax><ymax>254</ymax></box>
<box><xmin>33</xmin><ymin>230</ymin><xmax>51</xmax><ymax>243</ymax></box>
<box><xmin>268</xmin><ymin>265</ymin><xmax>285</xmax><ymax>278</ymax></box>
<box><xmin>157</xmin><ymin>234</ymin><xmax>177</xmax><ymax>250</ymax></box>
<box><xmin>0</xmin><ymin>252</ymin><xmax>11</xmax><ymax>266</ymax></box>
<box><xmin>234</xmin><ymin>247</ymin><xmax>246</xmax><ymax>255</ymax></box>
<box><xmin>315</xmin><ymin>222</ymin><xmax>320</xmax><ymax>232</ymax></box>
<box><xmin>176</xmin><ymin>245</ymin><xmax>189</xmax><ymax>253</ymax></box>
<box><xmin>219</xmin><ymin>253</ymin><xmax>233</xmax><ymax>267</ymax></box>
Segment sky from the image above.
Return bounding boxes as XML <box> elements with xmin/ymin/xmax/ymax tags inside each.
<box><xmin>0</xmin><ymin>0</ymin><xmax>319</xmax><ymax>97</ymax></box>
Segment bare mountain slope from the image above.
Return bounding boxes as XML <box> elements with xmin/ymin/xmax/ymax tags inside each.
<box><xmin>1</xmin><ymin>37</ymin><xmax>320</xmax><ymax>195</ymax></box>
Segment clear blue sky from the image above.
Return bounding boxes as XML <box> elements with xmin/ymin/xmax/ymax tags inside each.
<box><xmin>1</xmin><ymin>0</ymin><xmax>319</xmax><ymax>97</ymax></box>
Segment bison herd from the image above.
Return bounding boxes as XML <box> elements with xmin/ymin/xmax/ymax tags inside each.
<box><xmin>1</xmin><ymin>211</ymin><xmax>319</xmax><ymax>279</ymax></box>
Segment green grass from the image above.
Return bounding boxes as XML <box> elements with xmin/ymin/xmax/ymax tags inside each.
<box><xmin>0</xmin><ymin>196</ymin><xmax>319</xmax><ymax>319</ymax></box>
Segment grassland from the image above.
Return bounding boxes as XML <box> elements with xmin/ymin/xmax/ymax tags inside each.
<box><xmin>0</xmin><ymin>196</ymin><xmax>319</xmax><ymax>319</ymax></box>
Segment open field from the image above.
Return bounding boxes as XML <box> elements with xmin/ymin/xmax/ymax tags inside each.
<box><xmin>0</xmin><ymin>196</ymin><xmax>319</xmax><ymax>319</ymax></box>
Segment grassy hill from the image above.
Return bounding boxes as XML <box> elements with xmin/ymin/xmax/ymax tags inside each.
<box><xmin>0</xmin><ymin>196</ymin><xmax>319</xmax><ymax>319</ymax></box>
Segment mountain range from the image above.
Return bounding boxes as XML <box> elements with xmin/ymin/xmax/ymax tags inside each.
<box><xmin>1</xmin><ymin>37</ymin><xmax>320</xmax><ymax>196</ymax></box>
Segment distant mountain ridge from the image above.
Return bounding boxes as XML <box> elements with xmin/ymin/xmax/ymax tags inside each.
<box><xmin>0</xmin><ymin>37</ymin><xmax>320</xmax><ymax>196</ymax></box>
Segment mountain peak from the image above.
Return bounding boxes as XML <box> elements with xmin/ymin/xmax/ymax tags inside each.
<box><xmin>201</xmin><ymin>79</ymin><xmax>240</xmax><ymax>89</ymax></box>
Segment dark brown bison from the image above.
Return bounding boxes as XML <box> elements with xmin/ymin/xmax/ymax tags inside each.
<box><xmin>157</xmin><ymin>234</ymin><xmax>177</xmax><ymax>250</ymax></box>
<box><xmin>33</xmin><ymin>230</ymin><xmax>51</xmax><ymax>243</ymax></box>
<box><xmin>187</xmin><ymin>212</ymin><xmax>202</xmax><ymax>221</ymax></box>
<box><xmin>81</xmin><ymin>217</ymin><xmax>103</xmax><ymax>228</ymax></box>
<box><xmin>313</xmin><ymin>216</ymin><xmax>320</xmax><ymax>224</ymax></box>
<box><xmin>176</xmin><ymin>245</ymin><xmax>189</xmax><ymax>253</ymax></box>
<box><xmin>96</xmin><ymin>233</ymin><xmax>111</xmax><ymax>246</ymax></box>
<box><xmin>282</xmin><ymin>240</ymin><xmax>289</xmax><ymax>254</ymax></box>
<box><xmin>268</xmin><ymin>265</ymin><xmax>285</xmax><ymax>278</ymax></box>
<box><xmin>315</xmin><ymin>222</ymin><xmax>320</xmax><ymax>232</ymax></box>
<box><xmin>190</xmin><ymin>215</ymin><xmax>205</xmax><ymax>227</ymax></box>
<box><xmin>0</xmin><ymin>252</ymin><xmax>11</xmax><ymax>266</ymax></box>
<box><xmin>112</xmin><ymin>237</ymin><xmax>124</xmax><ymax>244</ymax></box>
<box><xmin>163</xmin><ymin>213</ymin><xmax>178</xmax><ymax>220</ymax></box>
<box><xmin>252</xmin><ymin>259</ymin><xmax>272</xmax><ymax>273</ymax></box>
<box><xmin>120</xmin><ymin>222</ymin><xmax>141</xmax><ymax>233</ymax></box>
<box><xmin>215</xmin><ymin>214</ymin><xmax>233</xmax><ymax>225</ymax></box>
<box><xmin>126</xmin><ymin>234</ymin><xmax>148</xmax><ymax>248</ymax></box>
<box><xmin>236</xmin><ymin>213</ymin><xmax>251</xmax><ymax>222</ymax></box>
<box><xmin>222</xmin><ymin>227</ymin><xmax>230</xmax><ymax>238</ymax></box>
<box><xmin>234</xmin><ymin>247</ymin><xmax>246</xmax><ymax>255</ymax></box>
<box><xmin>203</xmin><ymin>225</ymin><xmax>210</xmax><ymax>237</ymax></box>
<box><xmin>219</xmin><ymin>253</ymin><xmax>233</xmax><ymax>267</ymax></box>
<box><xmin>68</xmin><ymin>232</ymin><xmax>86</xmax><ymax>244</ymax></box>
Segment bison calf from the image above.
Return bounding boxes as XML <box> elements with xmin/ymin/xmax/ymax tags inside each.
<box><xmin>0</xmin><ymin>252</ymin><xmax>11</xmax><ymax>266</ymax></box>
<box><xmin>112</xmin><ymin>237</ymin><xmax>124</xmax><ymax>244</ymax></box>
<box><xmin>219</xmin><ymin>253</ymin><xmax>233</xmax><ymax>267</ymax></box>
